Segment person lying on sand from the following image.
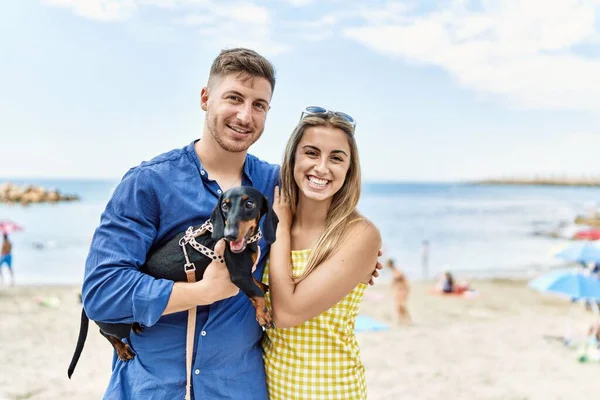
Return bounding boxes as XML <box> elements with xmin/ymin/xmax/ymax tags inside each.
<box><xmin>434</xmin><ymin>271</ymin><xmax>472</xmax><ymax>295</ymax></box>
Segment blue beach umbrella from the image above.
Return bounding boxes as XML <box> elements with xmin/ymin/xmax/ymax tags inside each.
<box><xmin>529</xmin><ymin>269</ymin><xmax>600</xmax><ymax>301</ymax></box>
<box><xmin>555</xmin><ymin>241</ymin><xmax>600</xmax><ymax>265</ymax></box>
<box><xmin>529</xmin><ymin>269</ymin><xmax>600</xmax><ymax>343</ymax></box>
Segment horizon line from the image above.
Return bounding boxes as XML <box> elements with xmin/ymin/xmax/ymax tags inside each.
<box><xmin>1</xmin><ymin>176</ymin><xmax>467</xmax><ymax>184</ymax></box>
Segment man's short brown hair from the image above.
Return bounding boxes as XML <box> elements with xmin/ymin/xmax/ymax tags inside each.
<box><xmin>208</xmin><ymin>48</ymin><xmax>276</xmax><ymax>92</ymax></box>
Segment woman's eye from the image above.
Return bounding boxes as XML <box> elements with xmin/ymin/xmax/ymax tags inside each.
<box><xmin>245</xmin><ymin>200</ymin><xmax>255</xmax><ymax>209</ymax></box>
<box><xmin>332</xmin><ymin>157</ymin><xmax>343</xmax><ymax>162</ymax></box>
<box><xmin>306</xmin><ymin>151</ymin><xmax>318</xmax><ymax>157</ymax></box>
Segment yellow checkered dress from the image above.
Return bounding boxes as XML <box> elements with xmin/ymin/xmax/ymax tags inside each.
<box><xmin>262</xmin><ymin>249</ymin><xmax>368</xmax><ymax>400</ymax></box>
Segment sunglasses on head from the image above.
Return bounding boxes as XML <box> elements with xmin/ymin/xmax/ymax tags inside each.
<box><xmin>299</xmin><ymin>106</ymin><xmax>356</xmax><ymax>131</ymax></box>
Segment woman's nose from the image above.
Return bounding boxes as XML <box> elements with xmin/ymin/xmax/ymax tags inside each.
<box><xmin>313</xmin><ymin>160</ymin><xmax>329</xmax><ymax>175</ymax></box>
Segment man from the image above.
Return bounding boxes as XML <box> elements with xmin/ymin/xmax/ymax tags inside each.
<box><xmin>421</xmin><ymin>239</ymin><xmax>429</xmax><ymax>279</ymax></box>
<box><xmin>0</xmin><ymin>233</ymin><xmax>14</xmax><ymax>286</ymax></box>
<box><xmin>82</xmin><ymin>48</ymin><xmax>279</xmax><ymax>399</ymax></box>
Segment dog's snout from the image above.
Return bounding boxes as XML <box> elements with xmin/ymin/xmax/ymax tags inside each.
<box><xmin>224</xmin><ymin>226</ymin><xmax>238</xmax><ymax>241</ymax></box>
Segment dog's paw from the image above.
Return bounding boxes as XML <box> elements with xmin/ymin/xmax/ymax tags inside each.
<box><xmin>116</xmin><ymin>344</ymin><xmax>136</xmax><ymax>362</ymax></box>
<box><xmin>256</xmin><ymin>307</ymin><xmax>274</xmax><ymax>330</ymax></box>
<box><xmin>250</xmin><ymin>296</ymin><xmax>275</xmax><ymax>329</ymax></box>
<box><xmin>132</xmin><ymin>323</ymin><xmax>145</xmax><ymax>335</ymax></box>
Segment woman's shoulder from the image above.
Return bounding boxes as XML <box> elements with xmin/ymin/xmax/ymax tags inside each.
<box><xmin>346</xmin><ymin>214</ymin><xmax>381</xmax><ymax>246</ymax></box>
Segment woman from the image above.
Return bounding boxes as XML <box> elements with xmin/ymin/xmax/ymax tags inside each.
<box><xmin>386</xmin><ymin>258</ymin><xmax>411</xmax><ymax>324</ymax></box>
<box><xmin>262</xmin><ymin>106</ymin><xmax>381</xmax><ymax>399</ymax></box>
<box><xmin>440</xmin><ymin>271</ymin><xmax>454</xmax><ymax>293</ymax></box>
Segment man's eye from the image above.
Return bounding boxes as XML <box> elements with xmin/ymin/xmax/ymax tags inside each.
<box><xmin>245</xmin><ymin>200</ymin><xmax>255</xmax><ymax>209</ymax></box>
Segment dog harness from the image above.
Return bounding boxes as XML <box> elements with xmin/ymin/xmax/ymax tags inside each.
<box><xmin>179</xmin><ymin>219</ymin><xmax>263</xmax><ymax>400</ymax></box>
<box><xmin>178</xmin><ymin>219</ymin><xmax>263</xmax><ymax>267</ymax></box>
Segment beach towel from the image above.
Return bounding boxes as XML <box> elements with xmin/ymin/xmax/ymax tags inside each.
<box><xmin>354</xmin><ymin>315</ymin><xmax>389</xmax><ymax>332</ymax></box>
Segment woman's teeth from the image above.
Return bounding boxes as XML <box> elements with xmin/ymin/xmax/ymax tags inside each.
<box><xmin>308</xmin><ymin>176</ymin><xmax>328</xmax><ymax>188</ymax></box>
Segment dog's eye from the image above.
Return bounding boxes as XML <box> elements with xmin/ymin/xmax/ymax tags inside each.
<box><xmin>245</xmin><ymin>200</ymin><xmax>254</xmax><ymax>209</ymax></box>
<box><xmin>221</xmin><ymin>202</ymin><xmax>229</xmax><ymax>211</ymax></box>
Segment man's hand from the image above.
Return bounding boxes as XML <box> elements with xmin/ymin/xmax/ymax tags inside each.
<box><xmin>201</xmin><ymin>239</ymin><xmax>239</xmax><ymax>301</ymax></box>
<box><xmin>368</xmin><ymin>249</ymin><xmax>383</xmax><ymax>286</ymax></box>
<box><xmin>163</xmin><ymin>240</ymin><xmax>239</xmax><ymax>315</ymax></box>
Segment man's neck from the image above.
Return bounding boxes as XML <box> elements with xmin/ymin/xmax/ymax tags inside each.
<box><xmin>194</xmin><ymin>136</ymin><xmax>246</xmax><ymax>178</ymax></box>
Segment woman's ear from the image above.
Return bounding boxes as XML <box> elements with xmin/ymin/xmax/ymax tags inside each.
<box><xmin>210</xmin><ymin>193</ymin><xmax>225</xmax><ymax>241</ymax></box>
<box><xmin>260</xmin><ymin>194</ymin><xmax>279</xmax><ymax>245</ymax></box>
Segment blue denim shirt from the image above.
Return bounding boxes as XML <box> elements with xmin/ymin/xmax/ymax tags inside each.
<box><xmin>82</xmin><ymin>140</ymin><xmax>279</xmax><ymax>399</ymax></box>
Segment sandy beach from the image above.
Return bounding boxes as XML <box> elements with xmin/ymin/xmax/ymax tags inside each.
<box><xmin>0</xmin><ymin>280</ymin><xmax>598</xmax><ymax>400</ymax></box>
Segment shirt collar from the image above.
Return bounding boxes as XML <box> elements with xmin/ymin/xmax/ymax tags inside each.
<box><xmin>187</xmin><ymin>140</ymin><xmax>254</xmax><ymax>185</ymax></box>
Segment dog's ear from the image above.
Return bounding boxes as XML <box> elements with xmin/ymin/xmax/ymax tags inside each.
<box><xmin>260</xmin><ymin>194</ymin><xmax>279</xmax><ymax>245</ymax></box>
<box><xmin>210</xmin><ymin>193</ymin><xmax>225</xmax><ymax>241</ymax></box>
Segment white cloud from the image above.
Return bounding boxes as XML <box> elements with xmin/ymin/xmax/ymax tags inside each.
<box><xmin>176</xmin><ymin>14</ymin><xmax>213</xmax><ymax>26</ymax></box>
<box><xmin>42</xmin><ymin>0</ymin><xmax>137</xmax><ymax>21</ymax></box>
<box><xmin>287</xmin><ymin>0</ymin><xmax>315</xmax><ymax>6</ymax></box>
<box><xmin>182</xmin><ymin>2</ymin><xmax>290</xmax><ymax>55</ymax></box>
<box><xmin>43</xmin><ymin>0</ymin><xmax>289</xmax><ymax>55</ymax></box>
<box><xmin>176</xmin><ymin>2</ymin><xmax>270</xmax><ymax>26</ymax></box>
<box><xmin>342</xmin><ymin>0</ymin><xmax>600</xmax><ymax>114</ymax></box>
<box><xmin>211</xmin><ymin>2</ymin><xmax>270</xmax><ymax>25</ymax></box>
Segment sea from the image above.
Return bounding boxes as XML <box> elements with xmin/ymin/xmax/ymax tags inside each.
<box><xmin>1</xmin><ymin>179</ymin><xmax>600</xmax><ymax>285</ymax></box>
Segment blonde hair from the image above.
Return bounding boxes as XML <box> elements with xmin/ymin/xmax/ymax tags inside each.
<box><xmin>280</xmin><ymin>114</ymin><xmax>363</xmax><ymax>282</ymax></box>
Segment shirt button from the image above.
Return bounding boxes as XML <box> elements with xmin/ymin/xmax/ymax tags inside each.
<box><xmin>201</xmin><ymin>331</ymin><xmax>207</xmax><ymax>336</ymax></box>
<box><xmin>200</xmin><ymin>170</ymin><xmax>205</xmax><ymax>175</ymax></box>
<box><xmin>217</xmin><ymin>190</ymin><xmax>222</xmax><ymax>194</ymax></box>
<box><xmin>195</xmin><ymin>369</ymin><xmax>200</xmax><ymax>375</ymax></box>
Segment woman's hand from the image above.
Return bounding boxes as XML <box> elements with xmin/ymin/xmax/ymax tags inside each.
<box><xmin>368</xmin><ymin>249</ymin><xmax>383</xmax><ymax>286</ymax></box>
<box><xmin>273</xmin><ymin>186</ymin><xmax>292</xmax><ymax>232</ymax></box>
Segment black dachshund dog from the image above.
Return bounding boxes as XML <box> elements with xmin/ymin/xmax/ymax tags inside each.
<box><xmin>68</xmin><ymin>186</ymin><xmax>278</xmax><ymax>378</ymax></box>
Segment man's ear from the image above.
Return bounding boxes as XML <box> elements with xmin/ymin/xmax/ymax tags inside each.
<box><xmin>200</xmin><ymin>87</ymin><xmax>209</xmax><ymax>111</ymax></box>
<box><xmin>210</xmin><ymin>193</ymin><xmax>225</xmax><ymax>241</ymax></box>
<box><xmin>260</xmin><ymin>194</ymin><xmax>279</xmax><ymax>245</ymax></box>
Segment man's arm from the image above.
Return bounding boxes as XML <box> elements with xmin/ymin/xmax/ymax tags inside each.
<box><xmin>82</xmin><ymin>168</ymin><xmax>171</xmax><ymax>326</ymax></box>
<box><xmin>81</xmin><ymin>168</ymin><xmax>238</xmax><ymax>326</ymax></box>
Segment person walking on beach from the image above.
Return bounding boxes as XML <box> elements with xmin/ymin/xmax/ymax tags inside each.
<box><xmin>421</xmin><ymin>239</ymin><xmax>430</xmax><ymax>279</ymax></box>
<box><xmin>80</xmin><ymin>48</ymin><xmax>381</xmax><ymax>399</ymax></box>
<box><xmin>0</xmin><ymin>234</ymin><xmax>14</xmax><ymax>286</ymax></box>
<box><xmin>385</xmin><ymin>258</ymin><xmax>411</xmax><ymax>324</ymax></box>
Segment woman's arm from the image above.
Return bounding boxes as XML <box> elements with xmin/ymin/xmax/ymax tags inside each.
<box><xmin>269</xmin><ymin>220</ymin><xmax>381</xmax><ymax>328</ymax></box>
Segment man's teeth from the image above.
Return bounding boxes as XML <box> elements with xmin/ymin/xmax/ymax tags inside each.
<box><xmin>229</xmin><ymin>125</ymin><xmax>250</xmax><ymax>134</ymax></box>
<box><xmin>308</xmin><ymin>176</ymin><xmax>328</xmax><ymax>186</ymax></box>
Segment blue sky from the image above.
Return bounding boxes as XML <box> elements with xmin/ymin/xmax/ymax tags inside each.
<box><xmin>1</xmin><ymin>0</ymin><xmax>599</xmax><ymax>182</ymax></box>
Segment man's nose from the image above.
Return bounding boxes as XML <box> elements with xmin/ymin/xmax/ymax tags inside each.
<box><xmin>236</xmin><ymin>103</ymin><xmax>253</xmax><ymax>125</ymax></box>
